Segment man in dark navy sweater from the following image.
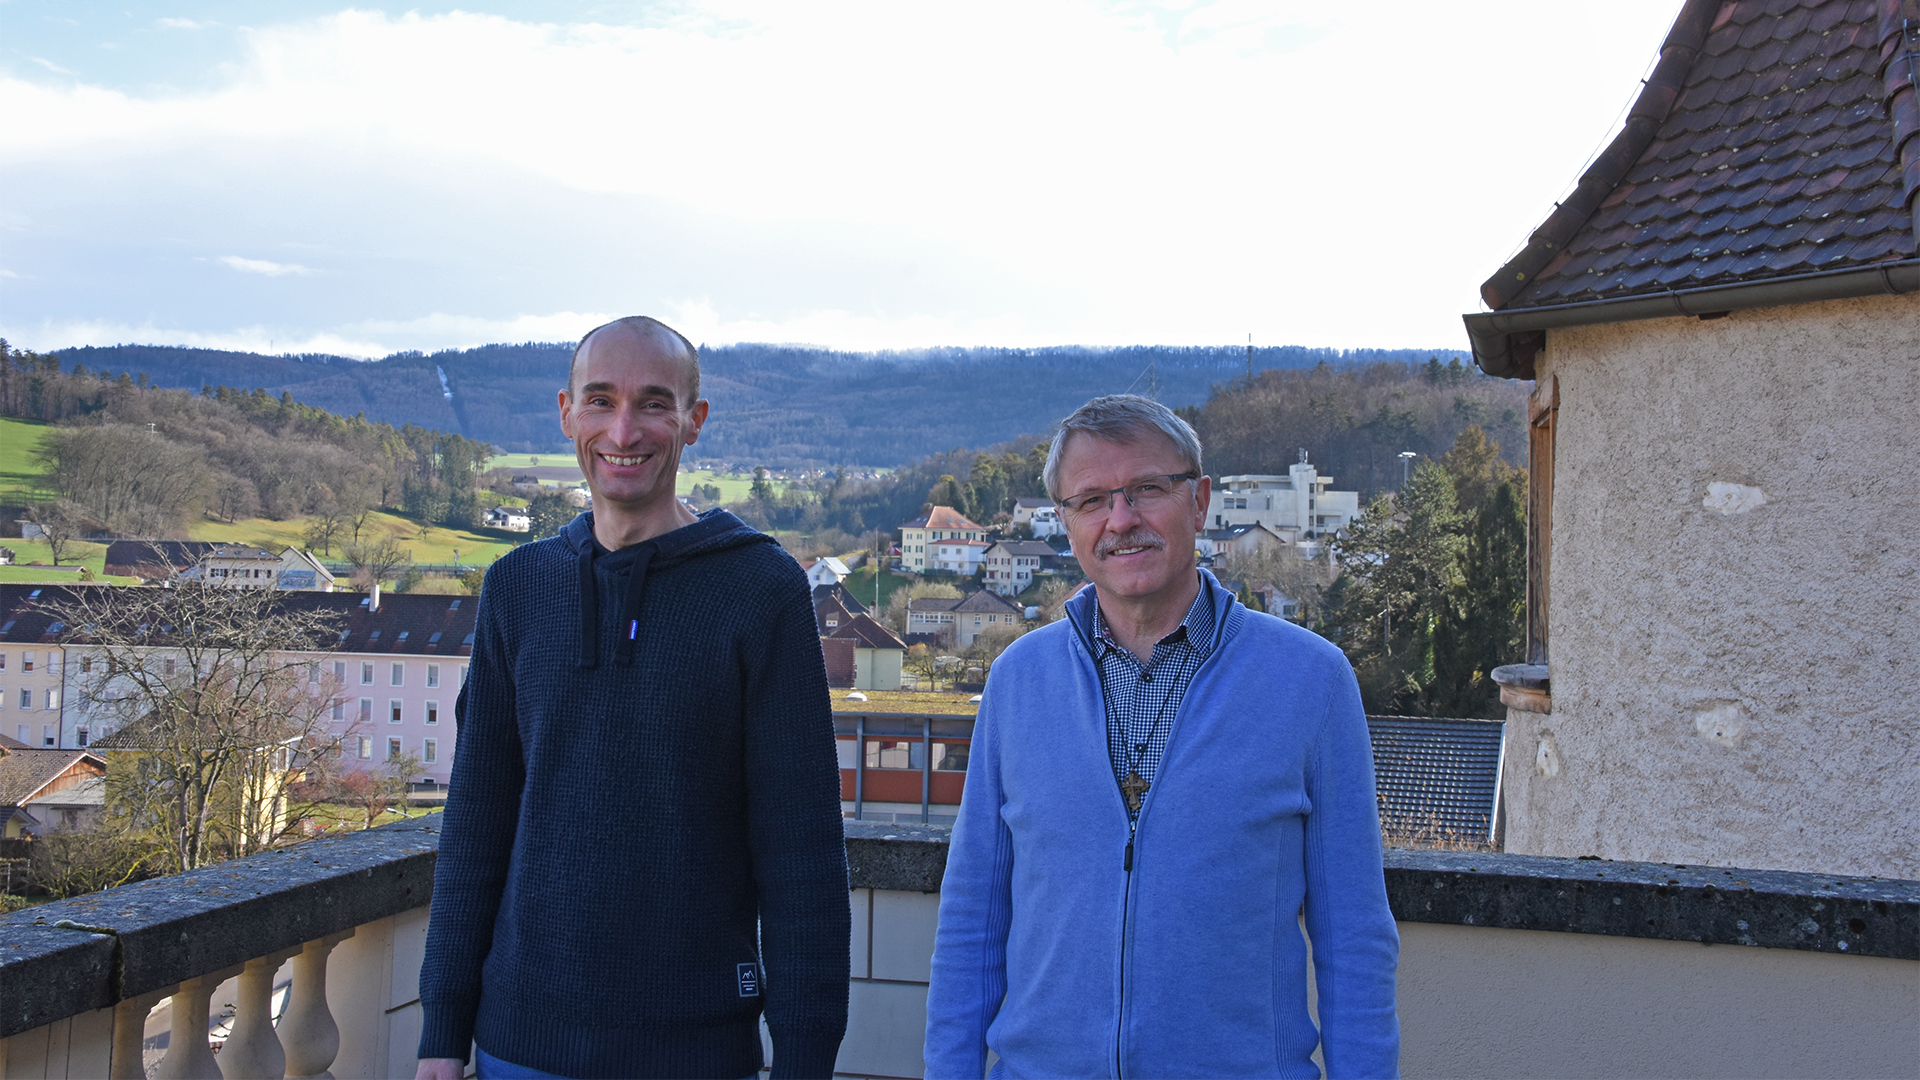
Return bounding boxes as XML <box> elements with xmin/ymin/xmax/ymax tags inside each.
<box><xmin>416</xmin><ymin>317</ymin><xmax>850</xmax><ymax>1080</ymax></box>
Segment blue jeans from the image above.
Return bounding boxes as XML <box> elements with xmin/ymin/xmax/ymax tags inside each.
<box><xmin>474</xmin><ymin>1047</ymin><xmax>759</xmax><ymax>1080</ymax></box>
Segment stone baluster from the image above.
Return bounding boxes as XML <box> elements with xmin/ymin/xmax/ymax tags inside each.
<box><xmin>281</xmin><ymin>932</ymin><xmax>353</xmax><ymax>1080</ymax></box>
<box><xmin>110</xmin><ymin>985</ymin><xmax>177</xmax><ymax>1080</ymax></box>
<box><xmin>155</xmin><ymin>965</ymin><xmax>241</xmax><ymax>1080</ymax></box>
<box><xmin>219</xmin><ymin>948</ymin><xmax>300</xmax><ymax>1080</ymax></box>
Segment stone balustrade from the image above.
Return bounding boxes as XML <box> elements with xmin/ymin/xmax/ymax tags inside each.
<box><xmin>3</xmin><ymin>818</ymin><xmax>1916</xmax><ymax>1079</ymax></box>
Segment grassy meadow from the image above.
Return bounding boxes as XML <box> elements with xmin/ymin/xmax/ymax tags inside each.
<box><xmin>832</xmin><ymin>688</ymin><xmax>979</xmax><ymax>716</ymax></box>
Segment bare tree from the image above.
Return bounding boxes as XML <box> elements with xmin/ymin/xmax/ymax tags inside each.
<box><xmin>37</xmin><ymin>424</ymin><xmax>214</xmax><ymax>534</ymax></box>
<box><xmin>302</xmin><ymin>751</ymin><xmax>424</xmax><ymax>831</ymax></box>
<box><xmin>29</xmin><ymin>499</ymin><xmax>88</xmax><ymax>567</ymax></box>
<box><xmin>301</xmin><ymin>484</ymin><xmax>347</xmax><ymax>556</ymax></box>
<box><xmin>344</xmin><ymin>535</ymin><xmax>412</xmax><ymax>590</ymax></box>
<box><xmin>48</xmin><ymin>584</ymin><xmax>350</xmax><ymax>875</ymax></box>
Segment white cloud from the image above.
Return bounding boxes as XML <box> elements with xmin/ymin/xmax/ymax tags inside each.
<box><xmin>28</xmin><ymin>57</ymin><xmax>75</xmax><ymax>75</ymax></box>
<box><xmin>0</xmin><ymin>317</ymin><xmax>390</xmax><ymax>358</ymax></box>
<box><xmin>156</xmin><ymin>18</ymin><xmax>212</xmax><ymax>30</ymax></box>
<box><xmin>0</xmin><ymin>1</ymin><xmax>1687</xmax><ymax>352</ymax></box>
<box><xmin>216</xmin><ymin>255</ymin><xmax>315</xmax><ymax>276</ymax></box>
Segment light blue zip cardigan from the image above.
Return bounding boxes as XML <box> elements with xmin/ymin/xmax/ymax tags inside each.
<box><xmin>925</xmin><ymin>573</ymin><xmax>1400</xmax><ymax>1079</ymax></box>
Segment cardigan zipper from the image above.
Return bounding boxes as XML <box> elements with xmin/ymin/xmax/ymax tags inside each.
<box><xmin>1116</xmin><ymin>816</ymin><xmax>1136</xmax><ymax>1079</ymax></box>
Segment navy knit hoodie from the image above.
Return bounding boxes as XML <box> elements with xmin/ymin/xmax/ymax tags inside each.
<box><xmin>418</xmin><ymin>510</ymin><xmax>850</xmax><ymax>1079</ymax></box>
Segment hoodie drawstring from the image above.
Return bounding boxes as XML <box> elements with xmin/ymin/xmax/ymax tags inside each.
<box><xmin>578</xmin><ymin>542</ymin><xmax>600</xmax><ymax>669</ymax></box>
<box><xmin>614</xmin><ymin>543</ymin><xmax>655</xmax><ymax>668</ymax></box>
<box><xmin>578</xmin><ymin>537</ymin><xmax>658</xmax><ymax>668</ymax></box>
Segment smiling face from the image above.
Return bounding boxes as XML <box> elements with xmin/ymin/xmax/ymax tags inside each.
<box><xmin>558</xmin><ymin>323</ymin><xmax>708</xmax><ymax>539</ymax></box>
<box><xmin>1055</xmin><ymin>429</ymin><xmax>1210</xmax><ymax>613</ymax></box>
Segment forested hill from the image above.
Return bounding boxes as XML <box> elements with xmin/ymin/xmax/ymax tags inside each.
<box><xmin>54</xmin><ymin>342</ymin><xmax>1469</xmax><ymax>466</ymax></box>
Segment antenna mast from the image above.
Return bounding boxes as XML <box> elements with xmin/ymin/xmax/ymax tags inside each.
<box><xmin>1246</xmin><ymin>332</ymin><xmax>1253</xmax><ymax>387</ymax></box>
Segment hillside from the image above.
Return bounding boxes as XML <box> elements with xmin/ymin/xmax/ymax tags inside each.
<box><xmin>53</xmin><ymin>341</ymin><xmax>1471</xmax><ymax>467</ymax></box>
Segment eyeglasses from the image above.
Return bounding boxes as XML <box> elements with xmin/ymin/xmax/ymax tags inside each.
<box><xmin>1058</xmin><ymin>473</ymin><xmax>1198</xmax><ymax>519</ymax></box>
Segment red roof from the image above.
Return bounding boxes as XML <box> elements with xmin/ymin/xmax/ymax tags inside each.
<box><xmin>902</xmin><ymin>506</ymin><xmax>984</xmax><ymax>531</ymax></box>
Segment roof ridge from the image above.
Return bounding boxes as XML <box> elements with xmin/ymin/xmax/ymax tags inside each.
<box><xmin>1480</xmin><ymin>0</ymin><xmax>1724</xmax><ymax>312</ymax></box>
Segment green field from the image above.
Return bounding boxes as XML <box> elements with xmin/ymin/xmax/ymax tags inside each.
<box><xmin>843</xmin><ymin>564</ymin><xmax>913</xmax><ymax>611</ymax></box>
<box><xmin>0</xmin><ymin>416</ymin><xmax>55</xmax><ymax>503</ymax></box>
<box><xmin>188</xmin><ymin>510</ymin><xmax>521</xmax><ymax>567</ymax></box>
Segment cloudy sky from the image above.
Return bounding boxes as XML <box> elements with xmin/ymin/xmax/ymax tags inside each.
<box><xmin>1</xmin><ymin>0</ymin><xmax>1685</xmax><ymax>357</ymax></box>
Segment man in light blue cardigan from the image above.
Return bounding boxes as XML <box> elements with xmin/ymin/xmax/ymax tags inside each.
<box><xmin>925</xmin><ymin>395</ymin><xmax>1400</xmax><ymax>1079</ymax></box>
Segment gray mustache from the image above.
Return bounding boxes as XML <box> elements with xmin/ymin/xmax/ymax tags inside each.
<box><xmin>1095</xmin><ymin>529</ymin><xmax>1166</xmax><ymax>558</ymax></box>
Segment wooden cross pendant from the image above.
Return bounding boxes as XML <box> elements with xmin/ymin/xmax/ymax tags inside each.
<box><xmin>1120</xmin><ymin>770</ymin><xmax>1150</xmax><ymax>812</ymax></box>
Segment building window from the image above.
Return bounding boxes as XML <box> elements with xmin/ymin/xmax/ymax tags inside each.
<box><xmin>933</xmin><ymin>743</ymin><xmax>968</xmax><ymax>771</ymax></box>
<box><xmin>46</xmin><ymin>689</ymin><xmax>59</xmax><ymax>710</ymax></box>
<box><xmin>360</xmin><ymin>662</ymin><xmax>374</xmax><ymax>685</ymax></box>
<box><xmin>19</xmin><ymin>689</ymin><xmax>30</xmax><ymax>710</ymax></box>
<box><xmin>80</xmin><ymin>656</ymin><xmax>93</xmax><ymax>674</ymax></box>
<box><xmin>0</xmin><ymin>653</ymin><xmax>6</xmax><ymax>672</ymax></box>
<box><xmin>359</xmin><ymin>698</ymin><xmax>372</xmax><ymax>723</ymax></box>
<box><xmin>864</xmin><ymin>739</ymin><xmax>919</xmax><ymax>770</ymax></box>
<box><xmin>76</xmin><ymin>728</ymin><xmax>88</xmax><ymax>747</ymax></box>
<box><xmin>391</xmin><ymin>663</ymin><xmax>404</xmax><ymax>687</ymax></box>
<box><xmin>43</xmin><ymin>724</ymin><xmax>56</xmax><ymax>747</ymax></box>
<box><xmin>308</xmin><ymin>662</ymin><xmax>320</xmax><ymax>684</ymax></box>
<box><xmin>332</xmin><ymin>700</ymin><xmax>344</xmax><ymax>722</ymax></box>
<box><xmin>423</xmin><ymin>738</ymin><xmax>438</xmax><ymax>764</ymax></box>
<box><xmin>390</xmin><ymin>700</ymin><xmax>403</xmax><ymax>724</ymax></box>
<box><xmin>358</xmin><ymin>737</ymin><xmax>372</xmax><ymax>759</ymax></box>
<box><xmin>387</xmin><ymin>738</ymin><xmax>403</xmax><ymax>761</ymax></box>
<box><xmin>425</xmin><ymin>701</ymin><xmax>439</xmax><ymax>725</ymax></box>
<box><xmin>426</xmin><ymin>664</ymin><xmax>440</xmax><ymax>688</ymax></box>
<box><xmin>22</xmin><ymin>652</ymin><xmax>33</xmax><ymax>673</ymax></box>
<box><xmin>334</xmin><ymin>661</ymin><xmax>347</xmax><ymax>682</ymax></box>
<box><xmin>164</xmin><ymin>658</ymin><xmax>175</xmax><ymax>676</ymax></box>
<box><xmin>459</xmin><ymin>666</ymin><xmax>468</xmax><ymax>685</ymax></box>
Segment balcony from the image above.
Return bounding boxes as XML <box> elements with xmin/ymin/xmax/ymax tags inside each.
<box><xmin>2</xmin><ymin>820</ymin><xmax>1915</xmax><ymax>1079</ymax></box>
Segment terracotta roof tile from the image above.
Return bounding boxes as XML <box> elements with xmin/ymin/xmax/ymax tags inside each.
<box><xmin>1483</xmin><ymin>0</ymin><xmax>1920</xmax><ymax>313</ymax></box>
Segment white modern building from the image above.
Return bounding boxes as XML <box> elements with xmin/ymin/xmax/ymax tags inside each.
<box><xmin>1206</xmin><ymin>457</ymin><xmax>1360</xmax><ymax>538</ymax></box>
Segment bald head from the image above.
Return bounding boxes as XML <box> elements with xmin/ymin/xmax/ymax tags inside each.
<box><xmin>569</xmin><ymin>316</ymin><xmax>701</xmax><ymax>401</ymax></box>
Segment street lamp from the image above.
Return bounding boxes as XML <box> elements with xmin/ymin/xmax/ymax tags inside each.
<box><xmin>1398</xmin><ymin>451</ymin><xmax>1417</xmax><ymax>489</ymax></box>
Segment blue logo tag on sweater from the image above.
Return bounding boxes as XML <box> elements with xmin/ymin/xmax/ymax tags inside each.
<box><xmin>737</xmin><ymin>962</ymin><xmax>760</xmax><ymax>997</ymax></box>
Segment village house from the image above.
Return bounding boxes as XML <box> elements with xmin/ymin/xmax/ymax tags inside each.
<box><xmin>828</xmin><ymin>614</ymin><xmax>908</xmax><ymax>691</ymax></box>
<box><xmin>1206</xmin><ymin>456</ymin><xmax>1361</xmax><ymax>538</ymax></box>
<box><xmin>897</xmin><ymin>506</ymin><xmax>985</xmax><ymax>572</ymax></box>
<box><xmin>1197</xmin><ymin>522</ymin><xmax>1295</xmax><ymax>564</ymax></box>
<box><xmin>0</xmin><ymin>739</ymin><xmax>107</xmax><ymax>837</ymax></box>
<box><xmin>1466</xmin><ymin>0</ymin><xmax>1920</xmax><ymax>878</ymax></box>
<box><xmin>176</xmin><ymin>545</ymin><xmax>337</xmax><ymax>592</ymax></box>
<box><xmin>906</xmin><ymin>589</ymin><xmax>1022</xmax><ymax>648</ymax></box>
<box><xmin>483</xmin><ymin>506</ymin><xmax>531</xmax><ymax>532</ymax></box>
<box><xmin>980</xmin><ymin>539</ymin><xmax>1058</xmax><ymax>596</ymax></box>
<box><xmin>801</xmin><ymin>556</ymin><xmax>851</xmax><ymax>589</ymax></box>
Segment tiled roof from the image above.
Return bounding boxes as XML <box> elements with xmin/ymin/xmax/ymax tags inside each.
<box><xmin>821</xmin><ymin>637</ymin><xmax>855</xmax><ymax>687</ymax></box>
<box><xmin>987</xmin><ymin>541</ymin><xmax>1057</xmax><ymax>556</ymax></box>
<box><xmin>1484</xmin><ymin>0</ymin><xmax>1920</xmax><ymax>312</ymax></box>
<box><xmin>952</xmin><ymin>590</ymin><xmax>1020</xmax><ymax>613</ymax></box>
<box><xmin>102</xmin><ymin>540</ymin><xmax>214</xmax><ymax>575</ymax></box>
<box><xmin>902</xmin><ymin>506</ymin><xmax>984</xmax><ymax>531</ymax></box>
<box><xmin>830</xmin><ymin>614</ymin><xmax>908</xmax><ymax>650</ymax></box>
<box><xmin>1367</xmin><ymin>715</ymin><xmax>1506</xmax><ymax>845</ymax></box>
<box><xmin>934</xmin><ymin>539</ymin><xmax>990</xmax><ymax>549</ymax></box>
<box><xmin>0</xmin><ymin>749</ymin><xmax>105</xmax><ymax>807</ymax></box>
<box><xmin>0</xmin><ymin>584</ymin><xmax>476</xmax><ymax>657</ymax></box>
<box><xmin>0</xmin><ymin>732</ymin><xmax>27</xmax><ymax>750</ymax></box>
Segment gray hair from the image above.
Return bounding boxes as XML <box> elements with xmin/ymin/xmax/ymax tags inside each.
<box><xmin>1042</xmin><ymin>394</ymin><xmax>1204</xmax><ymax>502</ymax></box>
<box><xmin>569</xmin><ymin>316</ymin><xmax>701</xmax><ymax>400</ymax></box>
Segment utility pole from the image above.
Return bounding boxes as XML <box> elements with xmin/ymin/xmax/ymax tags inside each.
<box><xmin>1398</xmin><ymin>451</ymin><xmax>1417</xmax><ymax>490</ymax></box>
<box><xmin>1147</xmin><ymin>362</ymin><xmax>1158</xmax><ymax>400</ymax></box>
<box><xmin>1246</xmin><ymin>333</ymin><xmax>1254</xmax><ymax>388</ymax></box>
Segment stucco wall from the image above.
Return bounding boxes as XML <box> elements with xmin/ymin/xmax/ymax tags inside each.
<box><xmin>1511</xmin><ymin>292</ymin><xmax>1920</xmax><ymax>877</ymax></box>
